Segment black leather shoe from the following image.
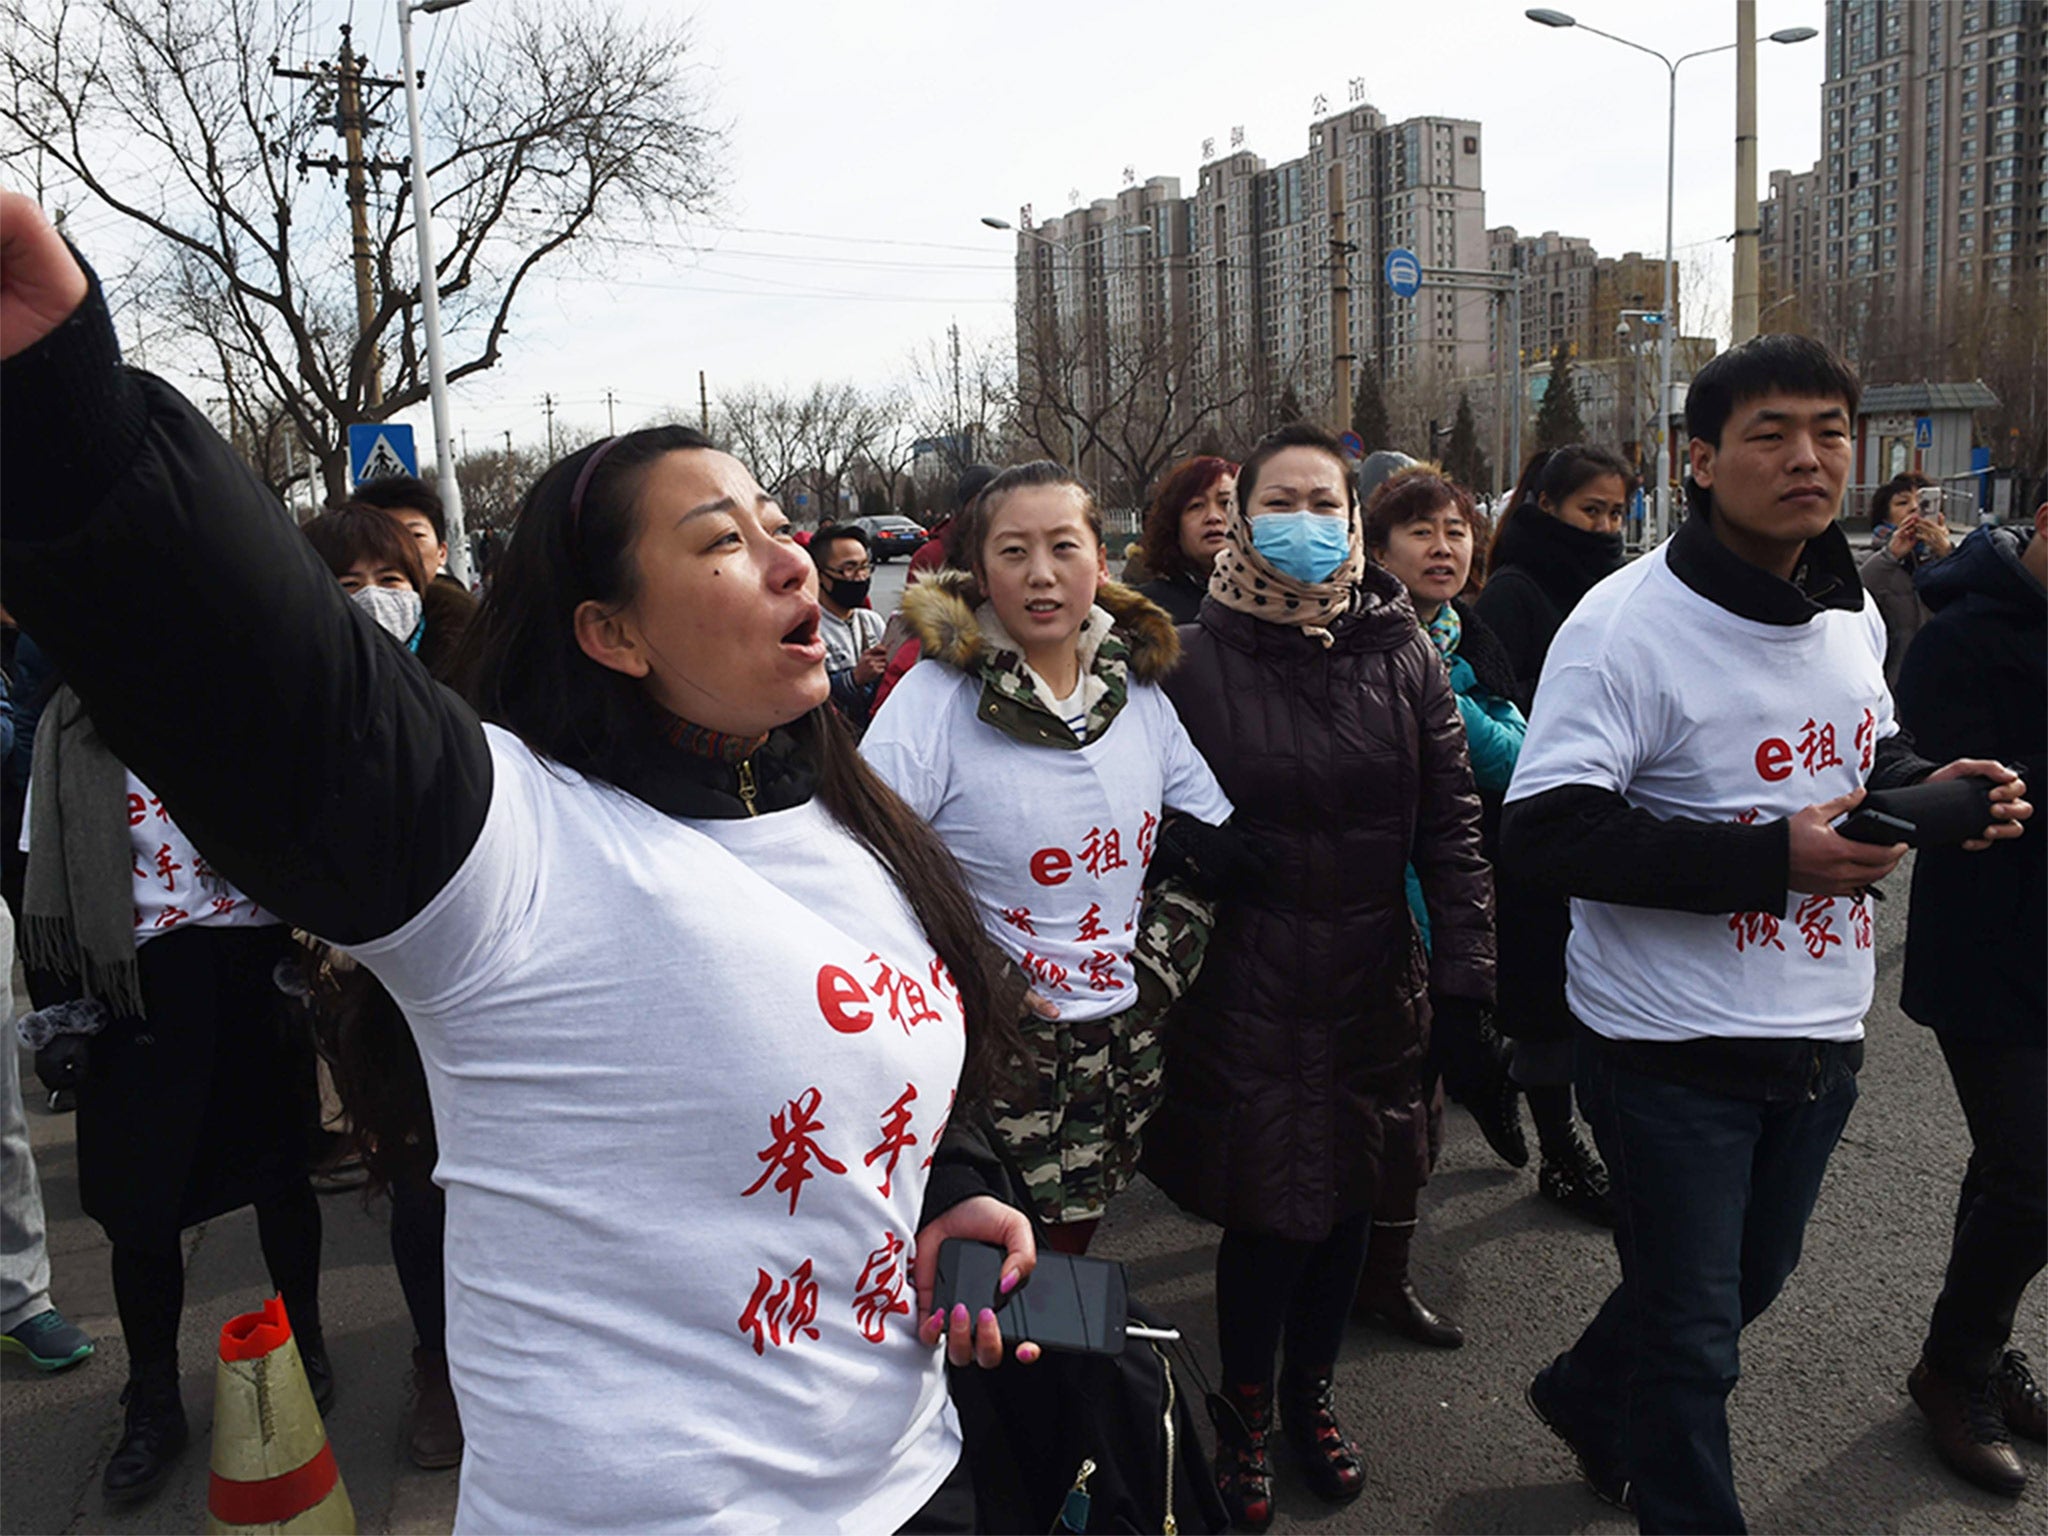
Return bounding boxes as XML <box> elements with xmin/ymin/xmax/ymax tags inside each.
<box><xmin>1278</xmin><ymin>1372</ymin><xmax>1366</xmax><ymax>1505</ymax></box>
<box><xmin>1526</xmin><ymin>1358</ymin><xmax>1633</xmax><ymax>1511</ymax></box>
<box><xmin>1996</xmin><ymin>1351</ymin><xmax>2047</xmax><ymax>1444</ymax></box>
<box><xmin>1468</xmin><ymin>1023</ymin><xmax>1530</xmax><ymax>1169</ymax></box>
<box><xmin>1353</xmin><ymin>1277</ymin><xmax>1465</xmax><ymax>1348</ymax></box>
<box><xmin>299</xmin><ymin>1331</ymin><xmax>335</xmax><ymax>1413</ymax></box>
<box><xmin>1910</xmin><ymin>1358</ymin><xmax>2026</xmax><ymax>1496</ymax></box>
<box><xmin>102</xmin><ymin>1369</ymin><xmax>189</xmax><ymax>1505</ymax></box>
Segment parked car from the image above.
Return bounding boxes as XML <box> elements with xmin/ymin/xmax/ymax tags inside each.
<box><xmin>853</xmin><ymin>515</ymin><xmax>928</xmax><ymax>562</ymax></box>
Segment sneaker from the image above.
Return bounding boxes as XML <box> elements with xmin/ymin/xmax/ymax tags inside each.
<box><xmin>1</xmin><ymin>1308</ymin><xmax>94</xmax><ymax>1372</ymax></box>
<box><xmin>1538</xmin><ymin>1131</ymin><xmax>1616</xmax><ymax>1228</ymax></box>
<box><xmin>1908</xmin><ymin>1357</ymin><xmax>2026</xmax><ymax>1496</ymax></box>
<box><xmin>1994</xmin><ymin>1350</ymin><xmax>2047</xmax><ymax>1445</ymax></box>
<box><xmin>1526</xmin><ymin>1358</ymin><xmax>1633</xmax><ymax>1511</ymax></box>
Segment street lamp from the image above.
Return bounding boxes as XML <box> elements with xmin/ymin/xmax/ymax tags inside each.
<box><xmin>1526</xmin><ymin>9</ymin><xmax>1814</xmax><ymax>542</ymax></box>
<box><xmin>399</xmin><ymin>0</ymin><xmax>472</xmax><ymax>583</ymax></box>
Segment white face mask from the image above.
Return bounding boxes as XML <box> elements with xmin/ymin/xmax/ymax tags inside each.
<box><xmin>350</xmin><ymin>584</ymin><xmax>423</xmax><ymax>644</ymax></box>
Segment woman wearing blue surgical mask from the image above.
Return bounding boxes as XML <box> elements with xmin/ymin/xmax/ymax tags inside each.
<box><xmin>1146</xmin><ymin>422</ymin><xmax>1494</xmax><ymax>1531</ymax></box>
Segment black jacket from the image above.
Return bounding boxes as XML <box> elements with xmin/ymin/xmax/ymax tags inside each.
<box><xmin>1470</xmin><ymin>509</ymin><xmax>1626</xmax><ymax>714</ymax></box>
<box><xmin>0</xmin><ymin>267</ymin><xmax>999</xmax><ymax>1223</ymax></box>
<box><xmin>1896</xmin><ymin>527</ymin><xmax>2045</xmax><ymax>1040</ymax></box>
<box><xmin>1136</xmin><ymin>569</ymin><xmax>1207</xmax><ymax>626</ymax></box>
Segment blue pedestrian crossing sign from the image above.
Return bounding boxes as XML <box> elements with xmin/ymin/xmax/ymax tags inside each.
<box><xmin>1913</xmin><ymin>416</ymin><xmax>1933</xmax><ymax>450</ymax></box>
<box><xmin>1385</xmin><ymin>248</ymin><xmax>1422</xmax><ymax>298</ymax></box>
<box><xmin>349</xmin><ymin>423</ymin><xmax>418</xmax><ymax>486</ymax></box>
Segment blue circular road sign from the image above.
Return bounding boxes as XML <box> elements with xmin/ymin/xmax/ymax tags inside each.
<box><xmin>1385</xmin><ymin>248</ymin><xmax>1422</xmax><ymax>298</ymax></box>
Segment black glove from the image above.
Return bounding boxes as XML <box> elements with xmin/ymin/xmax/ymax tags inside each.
<box><xmin>1149</xmin><ymin>815</ymin><xmax>1266</xmax><ymax>899</ymax></box>
<box><xmin>34</xmin><ymin>1035</ymin><xmax>91</xmax><ymax>1093</ymax></box>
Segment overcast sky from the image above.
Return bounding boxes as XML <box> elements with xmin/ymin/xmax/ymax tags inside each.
<box><xmin>70</xmin><ymin>0</ymin><xmax>1829</xmax><ymax>460</ymax></box>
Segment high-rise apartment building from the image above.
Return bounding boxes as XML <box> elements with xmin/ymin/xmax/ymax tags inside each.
<box><xmin>1760</xmin><ymin>0</ymin><xmax>2046</xmax><ymax>374</ymax></box>
<box><xmin>1011</xmin><ymin>101</ymin><xmax>1494</xmax><ymax>472</ymax></box>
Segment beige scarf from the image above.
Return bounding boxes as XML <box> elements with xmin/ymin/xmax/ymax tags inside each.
<box><xmin>1206</xmin><ymin>499</ymin><xmax>1368</xmax><ymax>647</ymax></box>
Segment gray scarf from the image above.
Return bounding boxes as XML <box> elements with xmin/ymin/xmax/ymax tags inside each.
<box><xmin>21</xmin><ymin>687</ymin><xmax>146</xmax><ymax>1017</ymax></box>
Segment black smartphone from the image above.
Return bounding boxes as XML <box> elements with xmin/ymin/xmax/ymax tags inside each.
<box><xmin>1833</xmin><ymin>807</ymin><xmax>1917</xmax><ymax>845</ymax></box>
<box><xmin>931</xmin><ymin>1238</ymin><xmax>1128</xmax><ymax>1356</ymax></box>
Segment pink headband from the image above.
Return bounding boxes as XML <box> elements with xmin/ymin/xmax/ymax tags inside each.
<box><xmin>569</xmin><ymin>435</ymin><xmax>626</xmax><ymax>546</ymax></box>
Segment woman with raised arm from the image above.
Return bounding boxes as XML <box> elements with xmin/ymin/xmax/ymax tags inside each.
<box><xmin>0</xmin><ymin>194</ymin><xmax>1033</xmax><ymax>1534</ymax></box>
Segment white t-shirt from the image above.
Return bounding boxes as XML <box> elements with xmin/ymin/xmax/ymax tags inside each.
<box><xmin>19</xmin><ymin>771</ymin><xmax>277</xmax><ymax>947</ymax></box>
<box><xmin>861</xmin><ymin>662</ymin><xmax>1232</xmax><ymax>1022</ymax></box>
<box><xmin>1505</xmin><ymin>545</ymin><xmax>1895</xmax><ymax>1044</ymax></box>
<box><xmin>344</xmin><ymin>728</ymin><xmax>965</xmax><ymax>1533</ymax></box>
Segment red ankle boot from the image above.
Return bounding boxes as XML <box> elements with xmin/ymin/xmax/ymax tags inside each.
<box><xmin>1206</xmin><ymin>1381</ymin><xmax>1275</xmax><ymax>1532</ymax></box>
<box><xmin>1279</xmin><ymin>1370</ymin><xmax>1366</xmax><ymax>1504</ymax></box>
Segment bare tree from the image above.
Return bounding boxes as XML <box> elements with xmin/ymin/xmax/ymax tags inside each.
<box><xmin>1012</xmin><ymin>311</ymin><xmax>1250</xmax><ymax>507</ymax></box>
<box><xmin>3</xmin><ymin>0</ymin><xmax>721</xmax><ymax>499</ymax></box>
<box><xmin>707</xmin><ymin>382</ymin><xmax>893</xmax><ymax>526</ymax></box>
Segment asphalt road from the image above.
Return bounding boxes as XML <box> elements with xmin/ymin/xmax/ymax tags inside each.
<box><xmin>5</xmin><ymin>859</ymin><xmax>2041</xmax><ymax>1534</ymax></box>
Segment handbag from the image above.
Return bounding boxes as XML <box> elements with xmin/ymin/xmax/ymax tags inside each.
<box><xmin>947</xmin><ymin>1116</ymin><xmax>1228</xmax><ymax>1535</ymax></box>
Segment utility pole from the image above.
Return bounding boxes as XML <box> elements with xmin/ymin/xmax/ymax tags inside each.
<box><xmin>1732</xmin><ymin>0</ymin><xmax>1762</xmax><ymax>343</ymax></box>
<box><xmin>605</xmin><ymin>389</ymin><xmax>618</xmax><ymax>436</ymax></box>
<box><xmin>276</xmin><ymin>25</ymin><xmax>406</xmax><ymax>407</ymax></box>
<box><xmin>541</xmin><ymin>393</ymin><xmax>557</xmax><ymax>459</ymax></box>
<box><xmin>1327</xmin><ymin>163</ymin><xmax>1354</xmax><ymax>433</ymax></box>
<box><xmin>699</xmin><ymin>370</ymin><xmax>710</xmax><ymax>433</ymax></box>
<box><xmin>949</xmin><ymin>320</ymin><xmax>963</xmax><ymax>466</ymax></box>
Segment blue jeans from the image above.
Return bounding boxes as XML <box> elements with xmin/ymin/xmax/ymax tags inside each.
<box><xmin>1548</xmin><ymin>1038</ymin><xmax>1859</xmax><ymax>1534</ymax></box>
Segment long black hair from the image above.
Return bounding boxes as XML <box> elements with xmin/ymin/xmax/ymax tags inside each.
<box><xmin>458</xmin><ymin>428</ymin><xmax>1027</xmax><ymax>1101</ymax></box>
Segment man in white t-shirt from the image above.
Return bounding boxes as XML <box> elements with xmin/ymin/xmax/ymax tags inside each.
<box><xmin>1500</xmin><ymin>334</ymin><xmax>2030</xmax><ymax>1534</ymax></box>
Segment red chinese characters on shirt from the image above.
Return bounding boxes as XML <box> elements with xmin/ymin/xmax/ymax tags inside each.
<box><xmin>1081</xmin><ymin>949</ymin><xmax>1123</xmax><ymax>992</ymax></box>
<box><xmin>153</xmin><ymin>906</ymin><xmax>190</xmax><ymax>929</ymax></box>
<box><xmin>1794</xmin><ymin>894</ymin><xmax>1841</xmax><ymax>959</ymax></box>
<box><xmin>742</xmin><ymin>1087</ymin><xmax>849</xmax><ymax>1215</ymax></box>
<box><xmin>737</xmin><ymin>1258</ymin><xmax>821</xmax><ymax>1355</ymax></box>
<box><xmin>1079</xmin><ymin>825</ymin><xmax>1128</xmax><ymax>879</ymax></box>
<box><xmin>865</xmin><ymin>953</ymin><xmax>942</xmax><ymax>1035</ymax></box>
<box><xmin>851</xmin><ymin>1231</ymin><xmax>912</xmax><ymax>1343</ymax></box>
<box><xmin>210</xmin><ymin>896</ymin><xmax>242</xmax><ymax>918</ymax></box>
<box><xmin>126</xmin><ymin>793</ymin><xmax>148</xmax><ymax>828</ymax></box>
<box><xmin>1075</xmin><ymin>903</ymin><xmax>1110</xmax><ymax>943</ymax></box>
<box><xmin>1020</xmin><ymin>949</ymin><xmax>1071</xmax><ymax>994</ymax></box>
<box><xmin>864</xmin><ymin>1084</ymin><xmax>918</xmax><ymax>1198</ymax></box>
<box><xmin>1728</xmin><ymin>910</ymin><xmax>1786</xmax><ymax>954</ymax></box>
<box><xmin>153</xmin><ymin>843</ymin><xmax>182</xmax><ymax>892</ymax></box>
<box><xmin>1796</xmin><ymin>718</ymin><xmax>1843</xmax><ymax>776</ymax></box>
<box><xmin>1854</xmin><ymin>708</ymin><xmax>1878</xmax><ymax>772</ymax></box>
<box><xmin>921</xmin><ymin>1088</ymin><xmax>956</xmax><ymax>1171</ymax></box>
<box><xmin>1849</xmin><ymin>894</ymin><xmax>1873</xmax><ymax>951</ymax></box>
<box><xmin>997</xmin><ymin>906</ymin><xmax>1037</xmax><ymax>937</ymax></box>
<box><xmin>1137</xmin><ymin>811</ymin><xmax>1160</xmax><ymax>867</ymax></box>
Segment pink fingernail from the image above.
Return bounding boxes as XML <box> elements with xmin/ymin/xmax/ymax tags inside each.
<box><xmin>951</xmin><ymin>1303</ymin><xmax>969</xmax><ymax>1327</ymax></box>
<box><xmin>1018</xmin><ymin>1342</ymin><xmax>1041</xmax><ymax>1363</ymax></box>
<box><xmin>999</xmin><ymin>1270</ymin><xmax>1020</xmax><ymax>1295</ymax></box>
<box><xmin>978</xmin><ymin>1308</ymin><xmax>998</xmax><ymax>1330</ymax></box>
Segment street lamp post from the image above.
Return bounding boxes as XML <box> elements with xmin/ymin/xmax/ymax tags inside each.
<box><xmin>1525</xmin><ymin>9</ymin><xmax>1814</xmax><ymax>543</ymax></box>
<box><xmin>399</xmin><ymin>0</ymin><xmax>472</xmax><ymax>582</ymax></box>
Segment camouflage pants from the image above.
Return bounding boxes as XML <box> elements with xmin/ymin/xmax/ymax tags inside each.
<box><xmin>989</xmin><ymin>1001</ymin><xmax>1165</xmax><ymax>1227</ymax></box>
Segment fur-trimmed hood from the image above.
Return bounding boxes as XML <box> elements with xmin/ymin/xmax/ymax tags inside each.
<box><xmin>900</xmin><ymin>569</ymin><xmax>1181</xmax><ymax>682</ymax></box>
<box><xmin>898</xmin><ymin>569</ymin><xmax>1181</xmax><ymax>750</ymax></box>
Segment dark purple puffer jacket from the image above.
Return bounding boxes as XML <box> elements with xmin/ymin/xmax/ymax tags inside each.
<box><xmin>1145</xmin><ymin>567</ymin><xmax>1494</xmax><ymax>1242</ymax></box>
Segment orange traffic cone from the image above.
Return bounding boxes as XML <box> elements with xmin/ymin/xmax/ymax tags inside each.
<box><xmin>204</xmin><ymin>1296</ymin><xmax>354</xmax><ymax>1534</ymax></box>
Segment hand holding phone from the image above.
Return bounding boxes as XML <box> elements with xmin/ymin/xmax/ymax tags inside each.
<box><xmin>1831</xmin><ymin>777</ymin><xmax>1998</xmax><ymax>848</ymax></box>
<box><xmin>932</xmin><ymin>1239</ymin><xmax>1129</xmax><ymax>1357</ymax></box>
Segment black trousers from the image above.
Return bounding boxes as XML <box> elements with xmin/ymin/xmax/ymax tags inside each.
<box><xmin>1215</xmin><ymin>1211</ymin><xmax>1374</xmax><ymax>1386</ymax></box>
<box><xmin>1922</xmin><ymin>1035</ymin><xmax>2047</xmax><ymax>1385</ymax></box>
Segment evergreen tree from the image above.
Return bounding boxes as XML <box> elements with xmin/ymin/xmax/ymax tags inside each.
<box><xmin>1534</xmin><ymin>342</ymin><xmax>1588</xmax><ymax>451</ymax></box>
<box><xmin>1349</xmin><ymin>365</ymin><xmax>1392</xmax><ymax>454</ymax></box>
<box><xmin>1443</xmin><ymin>391</ymin><xmax>1492</xmax><ymax>491</ymax></box>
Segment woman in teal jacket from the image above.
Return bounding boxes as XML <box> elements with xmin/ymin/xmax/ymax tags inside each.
<box><xmin>1357</xmin><ymin>465</ymin><xmax>1526</xmax><ymax>1348</ymax></box>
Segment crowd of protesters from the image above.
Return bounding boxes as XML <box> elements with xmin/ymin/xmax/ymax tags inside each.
<box><xmin>2</xmin><ymin>190</ymin><xmax>2042</xmax><ymax>1535</ymax></box>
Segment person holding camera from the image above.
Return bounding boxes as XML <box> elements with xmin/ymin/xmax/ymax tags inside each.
<box><xmin>1859</xmin><ymin>472</ymin><xmax>1954</xmax><ymax>688</ymax></box>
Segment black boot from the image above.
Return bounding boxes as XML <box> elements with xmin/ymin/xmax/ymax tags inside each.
<box><xmin>1278</xmin><ymin>1369</ymin><xmax>1366</xmax><ymax>1505</ymax></box>
<box><xmin>1207</xmin><ymin>1381</ymin><xmax>1276</xmax><ymax>1533</ymax></box>
<box><xmin>1466</xmin><ymin>1019</ymin><xmax>1529</xmax><ymax>1169</ymax></box>
<box><xmin>298</xmin><ymin>1327</ymin><xmax>335</xmax><ymax>1412</ymax></box>
<box><xmin>1352</xmin><ymin>1220</ymin><xmax>1464</xmax><ymax>1347</ymax></box>
<box><xmin>102</xmin><ymin>1362</ymin><xmax>189</xmax><ymax>1505</ymax></box>
<box><xmin>1538</xmin><ymin>1126</ymin><xmax>1616</xmax><ymax>1228</ymax></box>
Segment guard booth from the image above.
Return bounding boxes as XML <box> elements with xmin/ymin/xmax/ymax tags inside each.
<box><xmin>1853</xmin><ymin>382</ymin><xmax>1999</xmax><ymax>522</ymax></box>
